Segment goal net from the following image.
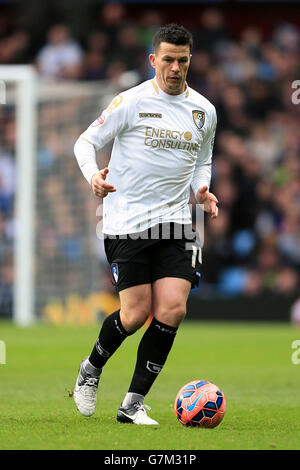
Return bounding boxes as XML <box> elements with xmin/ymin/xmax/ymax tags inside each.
<box><xmin>0</xmin><ymin>66</ymin><xmax>120</xmax><ymax>325</ymax></box>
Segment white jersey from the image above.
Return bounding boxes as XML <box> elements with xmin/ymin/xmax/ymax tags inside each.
<box><xmin>74</xmin><ymin>78</ymin><xmax>217</xmax><ymax>235</ymax></box>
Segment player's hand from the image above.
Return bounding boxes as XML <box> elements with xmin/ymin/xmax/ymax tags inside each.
<box><xmin>196</xmin><ymin>185</ymin><xmax>219</xmax><ymax>218</ymax></box>
<box><xmin>91</xmin><ymin>168</ymin><xmax>116</xmax><ymax>198</ymax></box>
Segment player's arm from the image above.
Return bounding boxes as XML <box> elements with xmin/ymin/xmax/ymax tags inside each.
<box><xmin>191</xmin><ymin>106</ymin><xmax>218</xmax><ymax>218</ymax></box>
<box><xmin>74</xmin><ymin>93</ymin><xmax>128</xmax><ymax>197</ymax></box>
<box><xmin>74</xmin><ymin>137</ymin><xmax>116</xmax><ymax>197</ymax></box>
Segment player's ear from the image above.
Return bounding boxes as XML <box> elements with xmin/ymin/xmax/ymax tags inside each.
<box><xmin>149</xmin><ymin>53</ymin><xmax>156</xmax><ymax>69</ymax></box>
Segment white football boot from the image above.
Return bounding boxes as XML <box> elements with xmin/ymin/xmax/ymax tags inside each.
<box><xmin>117</xmin><ymin>401</ymin><xmax>159</xmax><ymax>425</ymax></box>
<box><xmin>73</xmin><ymin>359</ymin><xmax>100</xmax><ymax>417</ymax></box>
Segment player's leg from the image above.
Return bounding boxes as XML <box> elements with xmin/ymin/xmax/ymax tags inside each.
<box><xmin>124</xmin><ymin>277</ymin><xmax>190</xmax><ymax>395</ymax></box>
<box><xmin>74</xmin><ymin>283</ymin><xmax>151</xmax><ymax>417</ymax></box>
<box><xmin>151</xmin><ymin>277</ymin><xmax>191</xmax><ymax>327</ymax></box>
<box><xmin>74</xmin><ymin>233</ymin><xmax>154</xmax><ymax>417</ymax></box>
<box><xmin>117</xmin><ymin>277</ymin><xmax>191</xmax><ymax>425</ymax></box>
<box><xmin>117</xmin><ymin>227</ymin><xmax>201</xmax><ymax>425</ymax></box>
<box><xmin>89</xmin><ymin>282</ymin><xmax>152</xmax><ymax>367</ymax></box>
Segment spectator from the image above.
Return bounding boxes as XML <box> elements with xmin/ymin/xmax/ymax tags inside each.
<box><xmin>36</xmin><ymin>24</ymin><xmax>83</xmax><ymax>80</ymax></box>
<box><xmin>113</xmin><ymin>25</ymin><xmax>145</xmax><ymax>75</ymax></box>
<box><xmin>0</xmin><ymin>150</ymin><xmax>15</xmax><ymax>217</ymax></box>
<box><xmin>193</xmin><ymin>8</ymin><xmax>232</xmax><ymax>54</ymax></box>
<box><xmin>98</xmin><ymin>1</ymin><xmax>126</xmax><ymax>56</ymax></box>
<box><xmin>137</xmin><ymin>10</ymin><xmax>163</xmax><ymax>50</ymax></box>
<box><xmin>82</xmin><ymin>50</ymin><xmax>107</xmax><ymax>81</ymax></box>
<box><xmin>0</xmin><ymin>30</ymin><xmax>33</xmax><ymax>64</ymax></box>
<box><xmin>0</xmin><ymin>259</ymin><xmax>14</xmax><ymax>317</ymax></box>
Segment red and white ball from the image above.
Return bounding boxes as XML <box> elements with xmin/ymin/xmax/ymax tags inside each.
<box><xmin>174</xmin><ymin>380</ymin><xmax>226</xmax><ymax>428</ymax></box>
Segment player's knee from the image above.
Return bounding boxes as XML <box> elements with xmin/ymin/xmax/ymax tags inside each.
<box><xmin>155</xmin><ymin>302</ymin><xmax>186</xmax><ymax>328</ymax></box>
<box><xmin>120</xmin><ymin>305</ymin><xmax>151</xmax><ymax>333</ymax></box>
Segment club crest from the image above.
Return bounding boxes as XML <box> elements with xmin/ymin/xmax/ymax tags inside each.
<box><xmin>111</xmin><ymin>263</ymin><xmax>119</xmax><ymax>283</ymax></box>
<box><xmin>192</xmin><ymin>110</ymin><xmax>205</xmax><ymax>130</ymax></box>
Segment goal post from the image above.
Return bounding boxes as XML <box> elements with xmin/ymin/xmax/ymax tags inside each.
<box><xmin>0</xmin><ymin>65</ymin><xmax>120</xmax><ymax>326</ymax></box>
<box><xmin>0</xmin><ymin>66</ymin><xmax>38</xmax><ymax>326</ymax></box>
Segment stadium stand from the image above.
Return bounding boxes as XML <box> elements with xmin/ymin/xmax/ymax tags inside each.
<box><xmin>0</xmin><ymin>2</ymin><xmax>299</xmax><ymax>320</ymax></box>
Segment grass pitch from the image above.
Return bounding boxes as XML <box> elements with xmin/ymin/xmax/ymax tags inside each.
<box><xmin>0</xmin><ymin>320</ymin><xmax>299</xmax><ymax>450</ymax></box>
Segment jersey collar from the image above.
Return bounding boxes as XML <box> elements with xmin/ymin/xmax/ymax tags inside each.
<box><xmin>151</xmin><ymin>77</ymin><xmax>189</xmax><ymax>101</ymax></box>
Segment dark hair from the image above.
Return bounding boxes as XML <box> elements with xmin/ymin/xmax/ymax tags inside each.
<box><xmin>152</xmin><ymin>23</ymin><xmax>193</xmax><ymax>53</ymax></box>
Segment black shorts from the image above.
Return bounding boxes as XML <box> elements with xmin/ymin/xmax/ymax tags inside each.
<box><xmin>104</xmin><ymin>223</ymin><xmax>202</xmax><ymax>293</ymax></box>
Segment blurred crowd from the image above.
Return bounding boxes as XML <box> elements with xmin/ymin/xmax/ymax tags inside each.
<box><xmin>0</xmin><ymin>2</ymin><xmax>300</xmax><ymax>317</ymax></box>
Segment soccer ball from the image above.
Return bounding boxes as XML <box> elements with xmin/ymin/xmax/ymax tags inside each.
<box><xmin>174</xmin><ymin>380</ymin><xmax>226</xmax><ymax>428</ymax></box>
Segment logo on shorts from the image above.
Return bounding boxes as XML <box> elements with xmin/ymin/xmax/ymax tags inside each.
<box><xmin>111</xmin><ymin>263</ymin><xmax>119</xmax><ymax>283</ymax></box>
<box><xmin>192</xmin><ymin>110</ymin><xmax>205</xmax><ymax>130</ymax></box>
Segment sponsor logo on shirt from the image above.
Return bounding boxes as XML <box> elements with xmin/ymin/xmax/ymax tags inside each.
<box><xmin>184</xmin><ymin>131</ymin><xmax>192</xmax><ymax>141</ymax></box>
<box><xmin>144</xmin><ymin>126</ymin><xmax>199</xmax><ymax>153</ymax></box>
<box><xmin>139</xmin><ymin>113</ymin><xmax>162</xmax><ymax>118</ymax></box>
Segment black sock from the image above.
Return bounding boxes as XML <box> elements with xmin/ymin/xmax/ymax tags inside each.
<box><xmin>89</xmin><ymin>310</ymin><xmax>131</xmax><ymax>369</ymax></box>
<box><xmin>128</xmin><ymin>317</ymin><xmax>178</xmax><ymax>396</ymax></box>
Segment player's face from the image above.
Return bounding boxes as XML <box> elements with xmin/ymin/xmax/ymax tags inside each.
<box><xmin>149</xmin><ymin>42</ymin><xmax>191</xmax><ymax>95</ymax></box>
